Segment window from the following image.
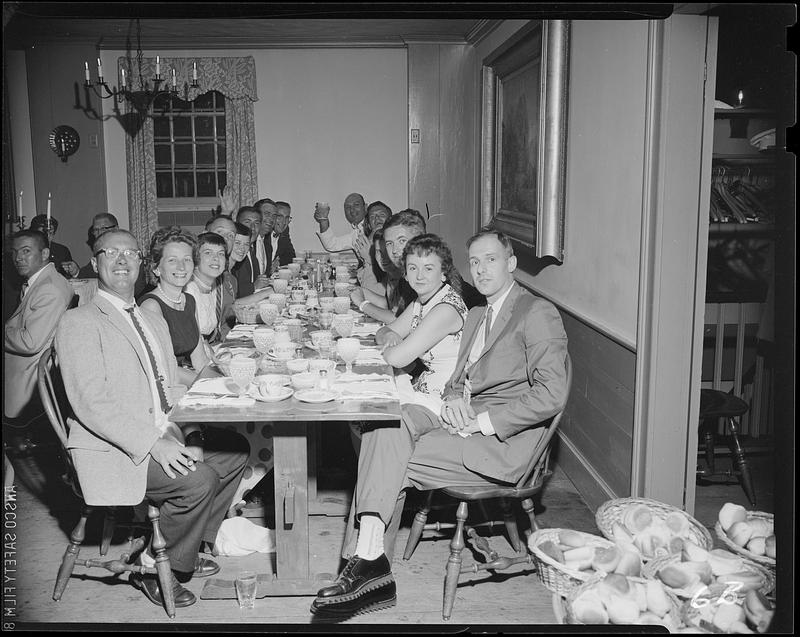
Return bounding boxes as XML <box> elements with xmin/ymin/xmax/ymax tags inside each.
<box><xmin>153</xmin><ymin>91</ymin><xmax>226</xmax><ymax>208</ymax></box>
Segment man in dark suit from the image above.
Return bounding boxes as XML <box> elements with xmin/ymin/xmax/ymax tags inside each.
<box><xmin>311</xmin><ymin>229</ymin><xmax>569</xmax><ymax>617</ymax></box>
<box><xmin>232</xmin><ymin>206</ymin><xmax>268</xmax><ymax>298</ymax></box>
<box><xmin>55</xmin><ymin>228</ymin><xmax>249</xmax><ymax>609</ymax></box>
<box><xmin>266</xmin><ymin>201</ymin><xmax>297</xmax><ymax>275</ymax></box>
<box><xmin>29</xmin><ymin>215</ymin><xmax>79</xmax><ymax>279</ymax></box>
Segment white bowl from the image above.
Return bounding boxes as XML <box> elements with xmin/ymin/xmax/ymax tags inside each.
<box><xmin>291</xmin><ymin>372</ymin><xmax>318</xmax><ymax>390</ymax></box>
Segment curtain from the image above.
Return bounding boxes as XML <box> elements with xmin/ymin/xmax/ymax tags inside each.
<box><xmin>120</xmin><ymin>56</ymin><xmax>258</xmax><ymax>249</ymax></box>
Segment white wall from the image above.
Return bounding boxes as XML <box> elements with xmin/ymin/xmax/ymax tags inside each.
<box><xmin>101</xmin><ymin>48</ymin><xmax>408</xmax><ymax>251</ymax></box>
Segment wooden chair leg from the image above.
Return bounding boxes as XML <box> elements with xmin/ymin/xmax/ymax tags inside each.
<box><xmin>53</xmin><ymin>504</ymin><xmax>92</xmax><ymax>601</ymax></box>
<box><xmin>521</xmin><ymin>496</ymin><xmax>539</xmax><ymax>537</ymax></box>
<box><xmin>500</xmin><ymin>497</ymin><xmax>522</xmax><ymax>552</ymax></box>
<box><xmin>403</xmin><ymin>491</ymin><xmax>434</xmax><ymax>560</ymax></box>
<box><xmin>443</xmin><ymin>501</ymin><xmax>468</xmax><ymax>621</ymax></box>
<box><xmin>727</xmin><ymin>417</ymin><xmax>757</xmax><ymax>507</ymax></box>
<box><xmin>147</xmin><ymin>504</ymin><xmax>175</xmax><ymax>619</ymax></box>
<box><xmin>100</xmin><ymin>506</ymin><xmax>116</xmax><ymax>556</ymax></box>
<box><xmin>704</xmin><ymin>426</ymin><xmax>716</xmax><ymax>475</ymax></box>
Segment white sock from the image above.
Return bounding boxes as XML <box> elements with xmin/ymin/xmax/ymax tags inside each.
<box><xmin>354</xmin><ymin>514</ymin><xmax>385</xmax><ymax>561</ymax></box>
<box><xmin>137</xmin><ymin>549</ymin><xmax>155</xmax><ymax>568</ymax></box>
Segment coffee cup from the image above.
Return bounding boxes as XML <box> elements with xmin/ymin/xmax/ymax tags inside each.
<box><xmin>291</xmin><ymin>289</ymin><xmax>306</xmax><ymax>303</ymax></box>
<box><xmin>287</xmin><ymin>304</ymin><xmax>305</xmax><ymax>318</ymax></box>
<box><xmin>272</xmin><ymin>341</ymin><xmax>296</xmax><ymax>360</ymax></box>
<box><xmin>308</xmin><ymin>358</ymin><xmax>336</xmax><ymax>374</ymax></box>
<box><xmin>309</xmin><ymin>329</ymin><xmax>334</xmax><ymax>348</ymax></box>
<box><xmin>277</xmin><ymin>268</ymin><xmax>292</xmax><ymax>281</ymax></box>
<box><xmin>287</xmin><ymin>262</ymin><xmax>301</xmax><ymax>276</ymax></box>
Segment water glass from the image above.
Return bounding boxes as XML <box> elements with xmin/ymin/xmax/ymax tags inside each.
<box><xmin>285</xmin><ymin>318</ymin><xmax>304</xmax><ymax>343</ymax></box>
<box><xmin>272</xmin><ymin>278</ymin><xmax>289</xmax><ymax>294</ymax></box>
<box><xmin>252</xmin><ymin>327</ymin><xmax>275</xmax><ymax>353</ymax></box>
<box><xmin>235</xmin><ymin>571</ymin><xmax>257</xmax><ymax>609</ymax></box>
<box><xmin>318</xmin><ymin>311</ymin><xmax>334</xmax><ymax>330</ymax></box>
<box><xmin>258</xmin><ymin>302</ymin><xmax>279</xmax><ymax>326</ymax></box>
<box><xmin>229</xmin><ymin>356</ymin><xmax>257</xmax><ymax>393</ymax></box>
<box><xmin>268</xmin><ymin>292</ymin><xmax>287</xmax><ymax>311</ymax></box>
<box><xmin>331</xmin><ymin>313</ymin><xmax>354</xmax><ymax>338</ymax></box>
<box><xmin>333</xmin><ymin>297</ymin><xmax>351</xmax><ymax>315</ymax></box>
<box><xmin>336</xmin><ymin>337</ymin><xmax>361</xmax><ymax>376</ymax></box>
<box><xmin>274</xmin><ymin>325</ymin><xmax>291</xmax><ymax>344</ymax></box>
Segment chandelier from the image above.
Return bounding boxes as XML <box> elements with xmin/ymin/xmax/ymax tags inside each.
<box><xmin>82</xmin><ymin>18</ymin><xmax>199</xmax><ymax>116</ymax></box>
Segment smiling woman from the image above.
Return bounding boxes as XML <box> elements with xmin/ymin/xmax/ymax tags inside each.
<box><xmin>139</xmin><ymin>226</ymin><xmax>209</xmax><ymax>385</ymax></box>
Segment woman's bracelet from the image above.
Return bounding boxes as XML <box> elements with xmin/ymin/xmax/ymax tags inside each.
<box><xmin>359</xmin><ymin>300</ymin><xmax>370</xmax><ymax>312</ymax></box>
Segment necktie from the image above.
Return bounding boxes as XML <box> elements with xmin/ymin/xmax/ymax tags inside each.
<box><xmin>215</xmin><ymin>283</ymin><xmax>224</xmax><ymax>331</ymax></box>
<box><xmin>247</xmin><ymin>249</ymin><xmax>256</xmax><ymax>283</ymax></box>
<box><xmin>125</xmin><ymin>307</ymin><xmax>170</xmax><ymax>413</ymax></box>
<box><xmin>484</xmin><ymin>305</ymin><xmax>493</xmax><ymax>345</ymax></box>
<box><xmin>20</xmin><ymin>282</ymin><xmax>29</xmax><ymax>300</ymax></box>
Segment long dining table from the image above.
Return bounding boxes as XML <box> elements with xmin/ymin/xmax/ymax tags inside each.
<box><xmin>169</xmin><ymin>303</ymin><xmax>401</xmax><ymax>598</ymax></box>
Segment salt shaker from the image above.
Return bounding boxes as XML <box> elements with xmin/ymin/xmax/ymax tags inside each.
<box><xmin>317</xmin><ymin>369</ymin><xmax>329</xmax><ymax>391</ymax></box>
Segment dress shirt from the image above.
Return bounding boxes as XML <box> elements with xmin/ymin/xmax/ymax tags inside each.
<box><xmin>97</xmin><ymin>290</ymin><xmax>170</xmax><ymax>434</ymax></box>
<box><xmin>21</xmin><ymin>266</ymin><xmax>46</xmax><ymax>298</ymax></box>
<box><xmin>254</xmin><ymin>236</ymin><xmax>267</xmax><ymax>275</ymax></box>
<box><xmin>466</xmin><ymin>281</ymin><xmax>516</xmax><ymax>436</ymax></box>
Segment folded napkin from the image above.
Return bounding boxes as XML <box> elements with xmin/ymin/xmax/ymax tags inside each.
<box><xmin>331</xmin><ymin>376</ymin><xmax>398</xmax><ymax>400</ymax></box>
<box><xmin>180</xmin><ymin>395</ymin><xmax>256</xmax><ymax>408</ymax></box>
<box><xmin>351</xmin><ymin>322</ymin><xmax>381</xmax><ymax>337</ymax></box>
<box><xmin>225</xmin><ymin>332</ymin><xmax>253</xmax><ymax>341</ymax></box>
<box><xmin>186</xmin><ymin>377</ymin><xmax>241</xmax><ymax>396</ymax></box>
<box><xmin>354</xmin><ymin>348</ymin><xmax>386</xmax><ymax>365</ymax></box>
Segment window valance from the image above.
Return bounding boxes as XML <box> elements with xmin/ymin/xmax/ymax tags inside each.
<box><xmin>117</xmin><ymin>56</ymin><xmax>258</xmax><ymax>101</ymax></box>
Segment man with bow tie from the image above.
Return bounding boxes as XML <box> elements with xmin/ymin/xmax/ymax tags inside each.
<box><xmin>267</xmin><ymin>201</ymin><xmax>297</xmax><ymax>274</ymax></box>
<box><xmin>232</xmin><ymin>206</ymin><xmax>269</xmax><ymax>297</ymax></box>
<box><xmin>311</xmin><ymin>228</ymin><xmax>569</xmax><ymax>617</ymax></box>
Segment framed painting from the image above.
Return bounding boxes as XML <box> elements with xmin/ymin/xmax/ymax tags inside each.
<box><xmin>480</xmin><ymin>20</ymin><xmax>570</xmax><ymax>264</ymax></box>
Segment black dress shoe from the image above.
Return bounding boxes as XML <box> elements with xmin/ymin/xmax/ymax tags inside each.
<box><xmin>130</xmin><ymin>572</ymin><xmax>197</xmax><ymax>608</ymax></box>
<box><xmin>194</xmin><ymin>557</ymin><xmax>220</xmax><ymax>578</ymax></box>
<box><xmin>315</xmin><ymin>554</ymin><xmax>394</xmax><ymax>603</ymax></box>
<box><xmin>311</xmin><ymin>580</ymin><xmax>396</xmax><ymax>618</ymax></box>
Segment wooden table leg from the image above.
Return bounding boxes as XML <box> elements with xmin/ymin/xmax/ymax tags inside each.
<box><xmin>307</xmin><ymin>423</ymin><xmax>318</xmax><ymax>504</ymax></box>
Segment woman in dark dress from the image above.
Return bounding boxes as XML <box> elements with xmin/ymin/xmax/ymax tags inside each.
<box><xmin>139</xmin><ymin>226</ymin><xmax>210</xmax><ymax>385</ymax></box>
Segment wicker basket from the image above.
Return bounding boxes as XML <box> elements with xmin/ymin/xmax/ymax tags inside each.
<box><xmin>234</xmin><ymin>304</ymin><xmax>260</xmax><ymax>324</ymax></box>
<box><xmin>642</xmin><ymin>552</ymin><xmax>775</xmax><ymax>599</ymax></box>
<box><xmin>595</xmin><ymin>497</ymin><xmax>713</xmax><ymax>560</ymax></box>
<box><xmin>714</xmin><ymin>510</ymin><xmax>775</xmax><ymax>570</ymax></box>
<box><xmin>528</xmin><ymin>528</ymin><xmax>617</xmax><ymax>597</ymax></box>
<box><xmin>558</xmin><ymin>574</ymin><xmax>683</xmax><ymax>629</ymax></box>
<box><xmin>679</xmin><ymin>583</ymin><xmax>751</xmax><ymax>633</ymax></box>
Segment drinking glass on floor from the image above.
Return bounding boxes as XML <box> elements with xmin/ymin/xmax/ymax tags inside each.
<box><xmin>236</xmin><ymin>571</ymin><xmax>257</xmax><ymax>609</ymax></box>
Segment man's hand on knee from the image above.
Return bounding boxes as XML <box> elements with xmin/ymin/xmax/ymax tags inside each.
<box><xmin>440</xmin><ymin>398</ymin><xmax>475</xmax><ymax>431</ymax></box>
<box><xmin>150</xmin><ymin>438</ymin><xmax>198</xmax><ymax>479</ymax></box>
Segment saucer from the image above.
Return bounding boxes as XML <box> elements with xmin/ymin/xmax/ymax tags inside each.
<box><xmin>294</xmin><ymin>389</ymin><xmax>339</xmax><ymax>403</ymax></box>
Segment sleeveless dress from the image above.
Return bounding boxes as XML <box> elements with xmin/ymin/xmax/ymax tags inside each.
<box><xmin>396</xmin><ymin>283</ymin><xmax>468</xmax><ymax>415</ymax></box>
<box><xmin>139</xmin><ymin>292</ymin><xmax>201</xmax><ymax>368</ymax></box>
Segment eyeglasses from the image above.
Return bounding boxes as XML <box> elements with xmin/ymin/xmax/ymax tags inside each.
<box><xmin>94</xmin><ymin>248</ymin><xmax>143</xmax><ymax>261</ymax></box>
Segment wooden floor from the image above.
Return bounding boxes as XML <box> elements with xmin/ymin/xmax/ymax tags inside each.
<box><xmin>5</xmin><ymin>431</ymin><xmax>775</xmax><ymax>630</ymax></box>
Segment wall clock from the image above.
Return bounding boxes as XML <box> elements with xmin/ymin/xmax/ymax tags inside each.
<box><xmin>49</xmin><ymin>125</ymin><xmax>80</xmax><ymax>162</ymax></box>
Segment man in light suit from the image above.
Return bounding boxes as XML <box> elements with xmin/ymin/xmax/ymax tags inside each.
<box><xmin>312</xmin><ymin>228</ymin><xmax>569</xmax><ymax>616</ymax></box>
<box><xmin>55</xmin><ymin>229</ymin><xmax>249</xmax><ymax>609</ymax></box>
<box><xmin>4</xmin><ymin>230</ymin><xmax>74</xmax><ymax>423</ymax></box>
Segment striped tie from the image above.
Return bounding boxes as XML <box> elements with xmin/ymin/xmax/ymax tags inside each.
<box><xmin>125</xmin><ymin>306</ymin><xmax>170</xmax><ymax>413</ymax></box>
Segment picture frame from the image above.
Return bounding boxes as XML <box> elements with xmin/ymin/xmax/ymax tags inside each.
<box><xmin>480</xmin><ymin>20</ymin><xmax>570</xmax><ymax>264</ymax></box>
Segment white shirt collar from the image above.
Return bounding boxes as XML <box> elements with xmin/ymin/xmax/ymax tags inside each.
<box><xmin>487</xmin><ymin>280</ymin><xmax>516</xmax><ymax>319</ymax></box>
<box><xmin>24</xmin><ymin>262</ymin><xmax>52</xmax><ymax>289</ymax></box>
<box><xmin>97</xmin><ymin>289</ymin><xmax>137</xmax><ymax>314</ymax></box>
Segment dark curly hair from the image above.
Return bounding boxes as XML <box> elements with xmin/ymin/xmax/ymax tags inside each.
<box><xmin>402</xmin><ymin>233</ymin><xmax>463</xmax><ymax>298</ymax></box>
<box><xmin>148</xmin><ymin>226</ymin><xmax>199</xmax><ymax>271</ymax></box>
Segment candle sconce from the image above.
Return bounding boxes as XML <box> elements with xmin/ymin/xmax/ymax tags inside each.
<box><xmin>49</xmin><ymin>125</ymin><xmax>80</xmax><ymax>163</ymax></box>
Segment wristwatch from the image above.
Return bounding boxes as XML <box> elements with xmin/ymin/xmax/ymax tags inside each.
<box><xmin>359</xmin><ymin>300</ymin><xmax>370</xmax><ymax>312</ymax></box>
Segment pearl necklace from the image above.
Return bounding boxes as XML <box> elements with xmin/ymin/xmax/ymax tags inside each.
<box><xmin>158</xmin><ymin>284</ymin><xmax>183</xmax><ymax>305</ymax></box>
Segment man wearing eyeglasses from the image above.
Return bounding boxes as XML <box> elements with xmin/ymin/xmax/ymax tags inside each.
<box><xmin>55</xmin><ymin>229</ymin><xmax>249</xmax><ymax>609</ymax></box>
<box><xmin>75</xmin><ymin>213</ymin><xmax>149</xmax><ymax>298</ymax></box>
<box><xmin>266</xmin><ymin>201</ymin><xmax>297</xmax><ymax>275</ymax></box>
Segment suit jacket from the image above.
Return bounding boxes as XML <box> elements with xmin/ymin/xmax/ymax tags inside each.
<box><xmin>265</xmin><ymin>231</ymin><xmax>296</xmax><ymax>276</ymax></box>
<box><xmin>232</xmin><ymin>249</ymin><xmax>259</xmax><ymax>298</ymax></box>
<box><xmin>48</xmin><ymin>241</ymin><xmax>74</xmax><ymax>278</ymax></box>
<box><xmin>441</xmin><ymin>283</ymin><xmax>569</xmax><ymax>484</ymax></box>
<box><xmin>54</xmin><ymin>295</ymin><xmax>182</xmax><ymax>506</ymax></box>
<box><xmin>4</xmin><ymin>263</ymin><xmax>75</xmax><ymax>419</ymax></box>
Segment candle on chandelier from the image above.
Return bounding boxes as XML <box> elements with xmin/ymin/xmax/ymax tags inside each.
<box><xmin>84</xmin><ymin>61</ymin><xmax>91</xmax><ymax>83</ymax></box>
<box><xmin>46</xmin><ymin>192</ymin><xmax>51</xmax><ymax>226</ymax></box>
<box><xmin>121</xmin><ymin>68</ymin><xmax>126</xmax><ymax>88</ymax></box>
<box><xmin>18</xmin><ymin>190</ymin><xmax>23</xmax><ymax>221</ymax></box>
<box><xmin>97</xmin><ymin>57</ymin><xmax>103</xmax><ymax>80</ymax></box>
<box><xmin>155</xmin><ymin>56</ymin><xmax>161</xmax><ymax>78</ymax></box>
<box><xmin>171</xmin><ymin>68</ymin><xmax>177</xmax><ymax>87</ymax></box>
<box><xmin>192</xmin><ymin>61</ymin><xmax>198</xmax><ymax>81</ymax></box>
